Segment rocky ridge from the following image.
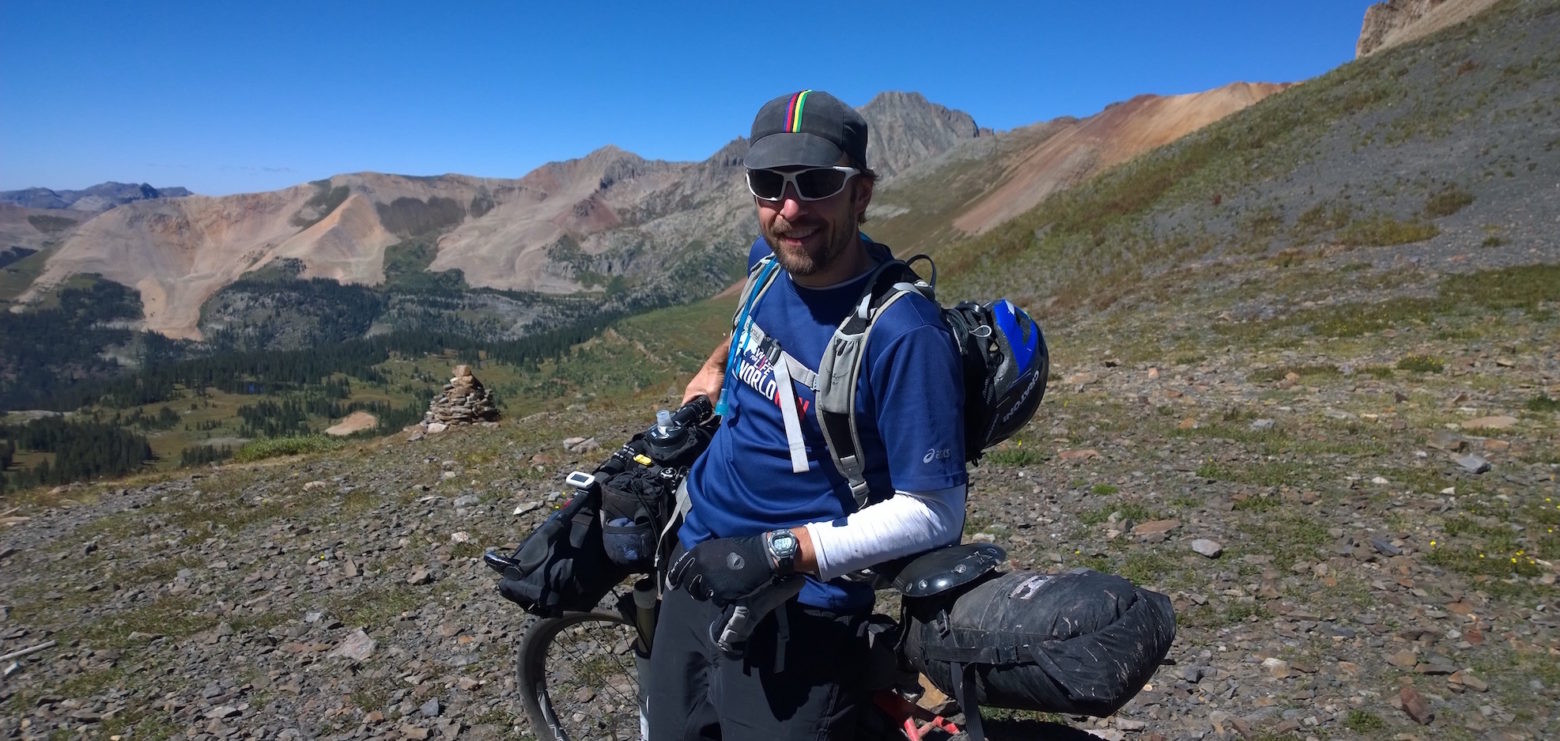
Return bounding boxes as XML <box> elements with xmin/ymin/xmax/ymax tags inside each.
<box><xmin>1357</xmin><ymin>0</ymin><xmax>1505</xmax><ymax>57</ymax></box>
<box><xmin>947</xmin><ymin>82</ymin><xmax>1286</xmax><ymax>236</ymax></box>
<box><xmin>861</xmin><ymin>91</ymin><xmax>988</xmax><ymax>179</ymax></box>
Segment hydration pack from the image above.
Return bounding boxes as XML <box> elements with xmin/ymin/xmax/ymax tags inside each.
<box><xmin>735</xmin><ymin>251</ymin><xmax>1049</xmax><ymax>506</ymax></box>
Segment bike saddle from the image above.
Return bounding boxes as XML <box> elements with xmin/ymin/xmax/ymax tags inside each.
<box><xmin>890</xmin><ymin>542</ymin><xmax>1006</xmax><ymax>598</ymax></box>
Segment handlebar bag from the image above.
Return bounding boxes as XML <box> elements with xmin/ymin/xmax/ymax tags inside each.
<box><xmin>600</xmin><ymin>464</ymin><xmax>681</xmax><ymax>572</ymax></box>
<box><xmin>902</xmin><ymin>568</ymin><xmax>1175</xmax><ymax>717</ymax></box>
<box><xmin>598</xmin><ymin>418</ymin><xmax>717</xmax><ymax>571</ymax></box>
<box><xmin>497</xmin><ymin>487</ymin><xmax>629</xmax><ymax>617</ymax></box>
<box><xmin>494</xmin><ymin>399</ymin><xmax>719</xmax><ymax>615</ymax></box>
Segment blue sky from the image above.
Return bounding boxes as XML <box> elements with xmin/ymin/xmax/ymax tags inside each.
<box><xmin>0</xmin><ymin>1</ymin><xmax>1378</xmax><ymax>196</ymax></box>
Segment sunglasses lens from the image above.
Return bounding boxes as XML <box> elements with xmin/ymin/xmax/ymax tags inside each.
<box><xmin>794</xmin><ymin>168</ymin><xmax>848</xmax><ymax>199</ymax></box>
<box><xmin>747</xmin><ymin>170</ymin><xmax>786</xmax><ymax>200</ymax></box>
<box><xmin>747</xmin><ymin>168</ymin><xmax>854</xmax><ymax>201</ymax></box>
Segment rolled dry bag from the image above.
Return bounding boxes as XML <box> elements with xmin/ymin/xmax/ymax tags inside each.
<box><xmin>496</xmin><ymin>487</ymin><xmax>630</xmax><ymax>617</ymax></box>
<box><xmin>902</xmin><ymin>568</ymin><xmax>1176</xmax><ymax>717</ymax></box>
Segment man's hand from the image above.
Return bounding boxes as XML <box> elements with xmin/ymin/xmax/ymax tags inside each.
<box><xmin>668</xmin><ymin>535</ymin><xmax>779</xmax><ymax>605</ymax></box>
<box><xmin>681</xmin><ymin>336</ymin><xmax>730</xmax><ymax>405</ymax></box>
<box><xmin>681</xmin><ymin>364</ymin><xmax>724</xmax><ymax>406</ymax></box>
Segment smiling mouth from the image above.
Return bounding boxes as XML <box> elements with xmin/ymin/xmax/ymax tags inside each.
<box><xmin>777</xmin><ymin>227</ymin><xmax>818</xmax><ymax>244</ymax></box>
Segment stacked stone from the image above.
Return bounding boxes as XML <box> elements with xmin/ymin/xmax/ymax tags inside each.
<box><xmin>423</xmin><ymin>365</ymin><xmax>500</xmax><ymax>426</ymax></box>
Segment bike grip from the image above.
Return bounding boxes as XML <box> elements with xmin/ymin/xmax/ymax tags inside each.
<box><xmin>673</xmin><ymin>395</ymin><xmax>713</xmax><ymax>427</ymax></box>
<box><xmin>482</xmin><ymin>549</ymin><xmax>518</xmax><ymax>575</ymax></box>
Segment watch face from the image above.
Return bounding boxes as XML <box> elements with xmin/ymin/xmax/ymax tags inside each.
<box><xmin>769</xmin><ymin>530</ymin><xmax>798</xmax><ymax>558</ymax></box>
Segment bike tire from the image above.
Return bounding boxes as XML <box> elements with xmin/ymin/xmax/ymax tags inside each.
<box><xmin>517</xmin><ymin>610</ymin><xmax>644</xmax><ymax>741</ymax></box>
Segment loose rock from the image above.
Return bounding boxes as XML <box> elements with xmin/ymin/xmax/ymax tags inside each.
<box><xmin>1454</xmin><ymin>455</ymin><xmax>1491</xmax><ymax>474</ymax></box>
<box><xmin>1191</xmin><ymin>539</ymin><xmax>1224</xmax><ymax>558</ymax></box>
<box><xmin>328</xmin><ymin>630</ymin><xmax>377</xmax><ymax>661</ymax></box>
<box><xmin>1400</xmin><ymin>685</ymin><xmax>1434</xmax><ymax>725</ymax></box>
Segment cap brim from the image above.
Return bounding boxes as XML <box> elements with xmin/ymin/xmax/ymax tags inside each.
<box><xmin>744</xmin><ymin>132</ymin><xmax>844</xmax><ymax>169</ymax></box>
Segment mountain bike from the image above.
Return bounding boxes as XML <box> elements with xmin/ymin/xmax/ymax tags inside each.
<box><xmin>484</xmin><ymin>398</ymin><xmax>969</xmax><ymax>741</ymax></box>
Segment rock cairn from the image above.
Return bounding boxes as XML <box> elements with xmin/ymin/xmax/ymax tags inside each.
<box><xmin>422</xmin><ymin>365</ymin><xmax>499</xmax><ymax>429</ymax></box>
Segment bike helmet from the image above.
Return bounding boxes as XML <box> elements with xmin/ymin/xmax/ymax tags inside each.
<box><xmin>960</xmin><ymin>298</ymin><xmax>1048</xmax><ymax>450</ymax></box>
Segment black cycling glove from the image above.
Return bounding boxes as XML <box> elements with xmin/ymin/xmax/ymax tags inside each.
<box><xmin>668</xmin><ymin>534</ymin><xmax>778</xmax><ymax>605</ymax></box>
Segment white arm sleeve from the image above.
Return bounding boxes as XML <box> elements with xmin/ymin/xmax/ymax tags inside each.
<box><xmin>803</xmin><ymin>485</ymin><xmax>966</xmax><ymax>581</ymax></box>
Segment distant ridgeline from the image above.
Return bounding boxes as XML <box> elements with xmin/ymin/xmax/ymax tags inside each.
<box><xmin>0</xmin><ymin>182</ymin><xmax>192</xmax><ymax>212</ymax></box>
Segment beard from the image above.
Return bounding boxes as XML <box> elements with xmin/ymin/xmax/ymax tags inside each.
<box><xmin>760</xmin><ymin>200</ymin><xmax>860</xmax><ymax>279</ymax></box>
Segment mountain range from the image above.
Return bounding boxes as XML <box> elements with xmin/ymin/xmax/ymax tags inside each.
<box><xmin>0</xmin><ymin>0</ymin><xmax>1473</xmax><ymax>347</ymax></box>
<box><xmin>2</xmin><ymin>85</ymin><xmax>1285</xmax><ymax>343</ymax></box>
<box><xmin>0</xmin><ymin>182</ymin><xmax>192</xmax><ymax>212</ymax></box>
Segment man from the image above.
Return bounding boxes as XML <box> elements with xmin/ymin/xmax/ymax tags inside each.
<box><xmin>648</xmin><ymin>89</ymin><xmax>969</xmax><ymax>740</ymax></box>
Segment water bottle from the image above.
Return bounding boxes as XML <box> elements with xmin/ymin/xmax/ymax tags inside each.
<box><xmin>644</xmin><ymin>396</ymin><xmax>712</xmax><ymax>465</ymax></box>
<box><xmin>644</xmin><ymin>408</ymin><xmax>688</xmax><ymax>463</ymax></box>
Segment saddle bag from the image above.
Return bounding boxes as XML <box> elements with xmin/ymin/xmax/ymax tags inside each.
<box><xmin>896</xmin><ymin>545</ymin><xmax>1176</xmax><ymax>718</ymax></box>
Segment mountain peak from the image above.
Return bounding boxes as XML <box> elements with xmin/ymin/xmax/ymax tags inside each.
<box><xmin>859</xmin><ymin>92</ymin><xmax>984</xmax><ymax>178</ymax></box>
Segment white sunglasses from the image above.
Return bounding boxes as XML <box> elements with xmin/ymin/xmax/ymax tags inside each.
<box><xmin>745</xmin><ymin>166</ymin><xmax>860</xmax><ymax>202</ymax></box>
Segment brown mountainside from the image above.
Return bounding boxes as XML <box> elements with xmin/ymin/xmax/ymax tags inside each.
<box><xmin>950</xmin><ymin>82</ymin><xmax>1287</xmax><ymax>236</ymax></box>
<box><xmin>0</xmin><ymin>204</ymin><xmax>90</xmax><ymax>255</ymax></box>
<box><xmin>14</xmin><ymin>86</ymin><xmax>1281</xmax><ymax>341</ymax></box>
<box><xmin>426</xmin><ymin>147</ymin><xmax>739</xmax><ymax>295</ymax></box>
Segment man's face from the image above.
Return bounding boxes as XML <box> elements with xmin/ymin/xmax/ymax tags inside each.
<box><xmin>753</xmin><ymin>164</ymin><xmax>873</xmax><ymax>285</ymax></box>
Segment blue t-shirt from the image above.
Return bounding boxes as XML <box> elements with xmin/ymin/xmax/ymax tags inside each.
<box><xmin>681</xmin><ymin>236</ymin><xmax>967</xmax><ymax>610</ymax></box>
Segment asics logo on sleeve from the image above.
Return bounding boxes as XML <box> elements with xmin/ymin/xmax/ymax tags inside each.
<box><xmin>923</xmin><ymin>448</ymin><xmax>952</xmax><ymax>463</ymax></box>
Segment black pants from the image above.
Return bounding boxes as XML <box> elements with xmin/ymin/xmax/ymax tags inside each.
<box><xmin>647</xmin><ymin>583</ymin><xmax>870</xmax><ymax>740</ymax></box>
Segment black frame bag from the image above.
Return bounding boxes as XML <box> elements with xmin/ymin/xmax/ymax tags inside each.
<box><xmin>495</xmin><ymin>487</ymin><xmax>629</xmax><ymax>618</ymax></box>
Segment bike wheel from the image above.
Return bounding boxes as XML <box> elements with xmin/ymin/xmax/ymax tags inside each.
<box><xmin>517</xmin><ymin>610</ymin><xmax>644</xmax><ymax>741</ymax></box>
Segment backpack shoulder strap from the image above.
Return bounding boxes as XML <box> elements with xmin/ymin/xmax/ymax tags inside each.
<box><xmin>732</xmin><ymin>254</ymin><xmax>783</xmax><ymax>330</ymax></box>
<box><xmin>732</xmin><ymin>254</ymin><xmax>817</xmax><ymax>388</ymax></box>
<box><xmin>720</xmin><ymin>255</ymin><xmax>786</xmax><ymax>416</ymax></box>
<box><xmin>729</xmin><ymin>253</ymin><xmax>817</xmax><ymax>471</ymax></box>
<box><xmin>815</xmin><ymin>257</ymin><xmax>938</xmax><ymax>508</ymax></box>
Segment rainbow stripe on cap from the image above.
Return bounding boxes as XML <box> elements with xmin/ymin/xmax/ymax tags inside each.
<box><xmin>784</xmin><ymin>90</ymin><xmax>812</xmax><ymax>133</ymax></box>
